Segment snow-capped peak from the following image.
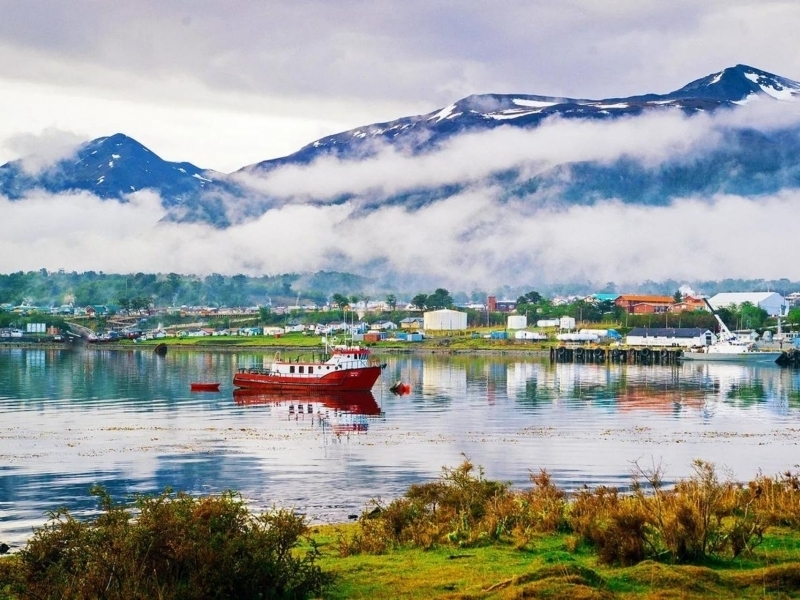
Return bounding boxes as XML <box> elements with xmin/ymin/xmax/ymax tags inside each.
<box><xmin>742</xmin><ymin>69</ymin><xmax>800</xmax><ymax>101</ymax></box>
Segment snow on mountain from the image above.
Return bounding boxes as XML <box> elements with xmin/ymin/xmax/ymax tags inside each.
<box><xmin>0</xmin><ymin>133</ymin><xmax>239</xmax><ymax>224</ymax></box>
<box><xmin>244</xmin><ymin>65</ymin><xmax>799</xmax><ymax>175</ymax></box>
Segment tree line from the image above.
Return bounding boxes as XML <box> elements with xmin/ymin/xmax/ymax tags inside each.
<box><xmin>0</xmin><ymin>270</ymin><xmax>371</xmax><ymax>310</ymax></box>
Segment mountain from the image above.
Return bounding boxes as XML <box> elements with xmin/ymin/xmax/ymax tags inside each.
<box><xmin>0</xmin><ymin>133</ymin><xmax>238</xmax><ymax>224</ymax></box>
<box><xmin>247</xmin><ymin>64</ymin><xmax>800</xmax><ymax>169</ymax></box>
<box><xmin>2</xmin><ymin>64</ymin><xmax>800</xmax><ymax>226</ymax></box>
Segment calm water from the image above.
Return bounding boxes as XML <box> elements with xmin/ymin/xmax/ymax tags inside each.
<box><xmin>1</xmin><ymin>347</ymin><xmax>799</xmax><ymax>547</ymax></box>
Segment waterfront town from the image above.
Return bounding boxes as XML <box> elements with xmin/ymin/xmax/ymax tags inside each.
<box><xmin>2</xmin><ymin>290</ymin><xmax>799</xmax><ymax>349</ymax></box>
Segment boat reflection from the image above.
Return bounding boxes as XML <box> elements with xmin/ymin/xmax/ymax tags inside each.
<box><xmin>232</xmin><ymin>388</ymin><xmax>381</xmax><ymax>416</ymax></box>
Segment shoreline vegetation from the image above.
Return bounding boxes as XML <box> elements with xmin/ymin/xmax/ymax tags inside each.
<box><xmin>2</xmin><ymin>459</ymin><xmax>800</xmax><ymax>599</ymax></box>
<box><xmin>2</xmin><ymin>335</ymin><xmax>791</xmax><ymax>356</ymax></box>
<box><xmin>0</xmin><ymin>333</ymin><xmax>558</xmax><ymax>356</ymax></box>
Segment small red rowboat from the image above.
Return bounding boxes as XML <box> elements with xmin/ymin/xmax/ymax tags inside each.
<box><xmin>190</xmin><ymin>382</ymin><xmax>221</xmax><ymax>392</ymax></box>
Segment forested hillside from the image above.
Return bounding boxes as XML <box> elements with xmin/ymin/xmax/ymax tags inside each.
<box><xmin>0</xmin><ymin>270</ymin><xmax>373</xmax><ymax>309</ymax></box>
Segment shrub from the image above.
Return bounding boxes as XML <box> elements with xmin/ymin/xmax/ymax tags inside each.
<box><xmin>0</xmin><ymin>486</ymin><xmax>331</xmax><ymax>600</ymax></box>
<box><xmin>484</xmin><ymin>469</ymin><xmax>568</xmax><ymax>548</ymax></box>
<box><xmin>568</xmin><ymin>486</ymin><xmax>649</xmax><ymax>566</ymax></box>
<box><xmin>751</xmin><ymin>470</ymin><xmax>800</xmax><ymax>528</ymax></box>
<box><xmin>339</xmin><ymin>458</ymin><xmax>510</xmax><ymax>554</ymax></box>
<box><xmin>631</xmin><ymin>459</ymin><xmax>765</xmax><ymax>563</ymax></box>
<box><xmin>568</xmin><ymin>460</ymin><xmax>767</xmax><ymax>565</ymax></box>
<box><xmin>339</xmin><ymin>458</ymin><xmax>778</xmax><ymax>567</ymax></box>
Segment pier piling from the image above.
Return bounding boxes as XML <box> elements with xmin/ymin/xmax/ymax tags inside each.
<box><xmin>551</xmin><ymin>346</ymin><xmax>683</xmax><ymax>365</ymax></box>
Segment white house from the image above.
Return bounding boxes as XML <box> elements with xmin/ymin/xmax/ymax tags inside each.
<box><xmin>708</xmin><ymin>292</ymin><xmax>787</xmax><ymax>317</ymax></box>
<box><xmin>185</xmin><ymin>329</ymin><xmax>209</xmax><ymax>337</ymax></box>
<box><xmin>370</xmin><ymin>320</ymin><xmax>398</xmax><ymax>331</ymax></box>
<box><xmin>626</xmin><ymin>327</ymin><xmax>716</xmax><ymax>348</ymax></box>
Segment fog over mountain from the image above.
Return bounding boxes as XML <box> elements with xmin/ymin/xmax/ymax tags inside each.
<box><xmin>2</xmin><ymin>65</ymin><xmax>800</xmax><ymax>289</ymax></box>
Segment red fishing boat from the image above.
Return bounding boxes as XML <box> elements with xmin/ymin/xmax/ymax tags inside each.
<box><xmin>233</xmin><ymin>346</ymin><xmax>383</xmax><ymax>392</ymax></box>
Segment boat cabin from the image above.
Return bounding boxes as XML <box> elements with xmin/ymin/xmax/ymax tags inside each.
<box><xmin>255</xmin><ymin>346</ymin><xmax>372</xmax><ymax>378</ymax></box>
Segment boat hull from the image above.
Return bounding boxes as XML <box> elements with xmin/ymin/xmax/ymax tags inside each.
<box><xmin>233</xmin><ymin>365</ymin><xmax>382</xmax><ymax>392</ymax></box>
<box><xmin>682</xmin><ymin>351</ymin><xmax>783</xmax><ymax>363</ymax></box>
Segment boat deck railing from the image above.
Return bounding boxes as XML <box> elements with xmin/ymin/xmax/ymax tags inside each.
<box><xmin>237</xmin><ymin>367</ymin><xmax>272</xmax><ymax>375</ymax></box>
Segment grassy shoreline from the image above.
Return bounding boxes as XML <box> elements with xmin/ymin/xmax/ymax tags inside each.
<box><xmin>3</xmin><ymin>460</ymin><xmax>800</xmax><ymax>599</ymax></box>
<box><xmin>311</xmin><ymin>523</ymin><xmax>800</xmax><ymax>599</ymax></box>
<box><xmin>1</xmin><ymin>334</ymin><xmax>555</xmax><ymax>356</ymax></box>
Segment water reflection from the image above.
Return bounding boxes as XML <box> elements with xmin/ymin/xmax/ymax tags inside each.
<box><xmin>1</xmin><ymin>347</ymin><xmax>799</xmax><ymax>548</ymax></box>
<box><xmin>233</xmin><ymin>389</ymin><xmax>381</xmax><ymax>417</ymax></box>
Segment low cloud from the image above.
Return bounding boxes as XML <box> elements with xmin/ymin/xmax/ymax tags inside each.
<box><xmin>233</xmin><ymin>108</ymin><xmax>724</xmax><ymax>203</ymax></box>
<box><xmin>2</xmin><ymin>128</ymin><xmax>85</xmax><ymax>175</ymax></box>
<box><xmin>2</xmin><ymin>185</ymin><xmax>800</xmax><ymax>290</ymax></box>
<box><xmin>3</xmin><ymin>105</ymin><xmax>800</xmax><ymax>289</ymax></box>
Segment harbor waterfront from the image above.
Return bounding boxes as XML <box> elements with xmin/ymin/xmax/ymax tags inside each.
<box><xmin>1</xmin><ymin>347</ymin><xmax>799</xmax><ymax>548</ymax></box>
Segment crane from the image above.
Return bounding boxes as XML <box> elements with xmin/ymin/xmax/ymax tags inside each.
<box><xmin>702</xmin><ymin>297</ymin><xmax>736</xmax><ymax>341</ymax></box>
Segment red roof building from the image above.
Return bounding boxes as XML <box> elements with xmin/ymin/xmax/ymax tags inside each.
<box><xmin>615</xmin><ymin>295</ymin><xmax>675</xmax><ymax>313</ymax></box>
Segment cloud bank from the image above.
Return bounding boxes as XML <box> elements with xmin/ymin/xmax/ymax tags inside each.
<box><xmin>3</xmin><ymin>103</ymin><xmax>800</xmax><ymax>289</ymax></box>
<box><xmin>3</xmin><ymin>186</ymin><xmax>799</xmax><ymax>289</ymax></box>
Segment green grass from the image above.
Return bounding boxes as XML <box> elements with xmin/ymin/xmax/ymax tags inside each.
<box><xmin>131</xmin><ymin>333</ymin><xmax>324</xmax><ymax>348</ymax></box>
<box><xmin>310</xmin><ymin>525</ymin><xmax>800</xmax><ymax>599</ymax></box>
<box><xmin>125</xmin><ymin>332</ymin><xmax>554</xmax><ymax>353</ymax></box>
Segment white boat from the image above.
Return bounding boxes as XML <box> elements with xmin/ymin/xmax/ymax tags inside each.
<box><xmin>682</xmin><ymin>340</ymin><xmax>783</xmax><ymax>363</ymax></box>
<box><xmin>682</xmin><ymin>299</ymin><xmax>783</xmax><ymax>363</ymax></box>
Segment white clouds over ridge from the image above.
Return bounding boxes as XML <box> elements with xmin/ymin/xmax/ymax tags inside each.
<box><xmin>3</xmin><ymin>187</ymin><xmax>800</xmax><ymax>288</ymax></box>
<box><xmin>4</xmin><ymin>102</ymin><xmax>800</xmax><ymax>287</ymax></box>
<box><xmin>235</xmin><ymin>109</ymin><xmax>726</xmax><ymax>202</ymax></box>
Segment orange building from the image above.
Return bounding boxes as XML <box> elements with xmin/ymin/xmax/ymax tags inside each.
<box><xmin>615</xmin><ymin>295</ymin><xmax>675</xmax><ymax>314</ymax></box>
<box><xmin>669</xmin><ymin>296</ymin><xmax>707</xmax><ymax>313</ymax></box>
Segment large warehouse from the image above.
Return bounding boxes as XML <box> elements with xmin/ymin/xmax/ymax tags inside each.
<box><xmin>423</xmin><ymin>309</ymin><xmax>468</xmax><ymax>331</ymax></box>
<box><xmin>626</xmin><ymin>327</ymin><xmax>716</xmax><ymax>348</ymax></box>
<box><xmin>708</xmin><ymin>292</ymin><xmax>787</xmax><ymax>317</ymax></box>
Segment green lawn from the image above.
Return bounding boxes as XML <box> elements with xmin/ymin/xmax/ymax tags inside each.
<box><xmin>128</xmin><ymin>332</ymin><xmax>555</xmax><ymax>353</ymax></box>
<box><xmin>311</xmin><ymin>525</ymin><xmax>800</xmax><ymax>599</ymax></box>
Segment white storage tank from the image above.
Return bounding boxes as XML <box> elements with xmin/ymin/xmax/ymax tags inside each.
<box><xmin>515</xmin><ymin>330</ymin><xmax>547</xmax><ymax>340</ymax></box>
<box><xmin>557</xmin><ymin>332</ymin><xmax>599</xmax><ymax>342</ymax></box>
<box><xmin>537</xmin><ymin>318</ymin><xmax>560</xmax><ymax>328</ymax></box>
<box><xmin>423</xmin><ymin>309</ymin><xmax>468</xmax><ymax>331</ymax></box>
<box><xmin>507</xmin><ymin>315</ymin><xmax>527</xmax><ymax>330</ymax></box>
<box><xmin>559</xmin><ymin>316</ymin><xmax>576</xmax><ymax>331</ymax></box>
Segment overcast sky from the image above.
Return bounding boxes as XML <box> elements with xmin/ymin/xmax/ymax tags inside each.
<box><xmin>2</xmin><ymin>0</ymin><xmax>800</xmax><ymax>172</ymax></box>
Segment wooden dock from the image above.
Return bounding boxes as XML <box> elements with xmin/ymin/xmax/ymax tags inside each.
<box><xmin>551</xmin><ymin>346</ymin><xmax>800</xmax><ymax>366</ymax></box>
<box><xmin>549</xmin><ymin>346</ymin><xmax>682</xmax><ymax>365</ymax></box>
